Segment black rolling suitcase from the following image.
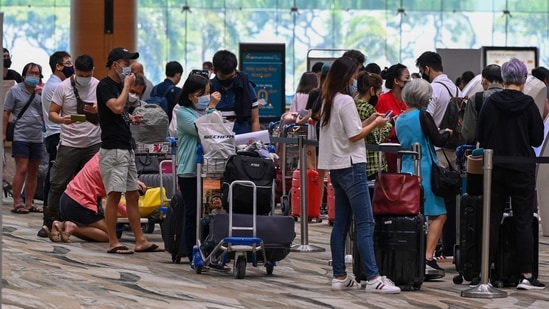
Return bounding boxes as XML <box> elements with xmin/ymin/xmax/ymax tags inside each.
<box><xmin>352</xmin><ymin>214</ymin><xmax>426</xmax><ymax>291</ymax></box>
<box><xmin>452</xmin><ymin>194</ymin><xmax>483</xmax><ymax>284</ymax></box>
<box><xmin>160</xmin><ymin>191</ymin><xmax>188</xmax><ymax>263</ymax></box>
<box><xmin>491</xmin><ymin>211</ymin><xmax>540</xmax><ymax>288</ymax></box>
<box><xmin>353</xmin><ymin>144</ymin><xmax>426</xmax><ymax>291</ymax></box>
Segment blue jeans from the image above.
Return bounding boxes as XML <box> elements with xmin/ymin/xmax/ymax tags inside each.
<box><xmin>330</xmin><ymin>163</ymin><xmax>379</xmax><ymax>280</ymax></box>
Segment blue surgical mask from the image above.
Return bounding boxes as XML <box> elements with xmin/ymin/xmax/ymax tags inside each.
<box><xmin>195</xmin><ymin>95</ymin><xmax>210</xmax><ymax>110</ymax></box>
<box><xmin>118</xmin><ymin>64</ymin><xmax>131</xmax><ymax>80</ymax></box>
<box><xmin>348</xmin><ymin>79</ymin><xmax>357</xmax><ymax>95</ymax></box>
<box><xmin>24</xmin><ymin>76</ymin><xmax>40</xmax><ymax>87</ymax></box>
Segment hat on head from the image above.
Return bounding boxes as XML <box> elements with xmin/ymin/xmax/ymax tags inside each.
<box><xmin>106</xmin><ymin>47</ymin><xmax>139</xmax><ymax>67</ymax></box>
<box><xmin>321</xmin><ymin>62</ymin><xmax>332</xmax><ymax>76</ymax></box>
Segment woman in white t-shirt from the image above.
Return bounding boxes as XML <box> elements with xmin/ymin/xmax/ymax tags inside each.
<box><xmin>318</xmin><ymin>56</ymin><xmax>400</xmax><ymax>294</ymax></box>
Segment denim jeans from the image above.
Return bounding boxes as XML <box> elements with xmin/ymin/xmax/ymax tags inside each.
<box><xmin>330</xmin><ymin>163</ymin><xmax>379</xmax><ymax>280</ymax></box>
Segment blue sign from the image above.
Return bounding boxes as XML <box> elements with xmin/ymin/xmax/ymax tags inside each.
<box><xmin>240</xmin><ymin>45</ymin><xmax>285</xmax><ymax>121</ymax></box>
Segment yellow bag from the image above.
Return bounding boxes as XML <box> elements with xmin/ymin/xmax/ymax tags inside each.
<box><xmin>119</xmin><ymin>187</ymin><xmax>169</xmax><ymax>217</ymax></box>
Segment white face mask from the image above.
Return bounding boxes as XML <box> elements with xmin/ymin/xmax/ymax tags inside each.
<box><xmin>128</xmin><ymin>93</ymin><xmax>139</xmax><ymax>103</ymax></box>
<box><xmin>75</xmin><ymin>76</ymin><xmax>91</xmax><ymax>87</ymax></box>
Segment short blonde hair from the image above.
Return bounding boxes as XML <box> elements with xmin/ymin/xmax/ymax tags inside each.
<box><xmin>401</xmin><ymin>78</ymin><xmax>432</xmax><ymax>109</ymax></box>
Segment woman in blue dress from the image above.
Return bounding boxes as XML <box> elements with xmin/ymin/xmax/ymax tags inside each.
<box><xmin>395</xmin><ymin>78</ymin><xmax>452</xmax><ymax>277</ymax></box>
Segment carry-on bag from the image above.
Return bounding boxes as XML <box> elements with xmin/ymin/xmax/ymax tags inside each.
<box><xmin>290</xmin><ymin>168</ymin><xmax>321</xmax><ymax>222</ymax></box>
<box><xmin>160</xmin><ymin>191</ymin><xmax>188</xmax><ymax>264</ymax></box>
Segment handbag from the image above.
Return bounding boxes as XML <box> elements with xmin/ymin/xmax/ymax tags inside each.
<box><xmin>6</xmin><ymin>91</ymin><xmax>36</xmax><ymax>142</ymax></box>
<box><xmin>372</xmin><ymin>172</ymin><xmax>421</xmax><ymax>216</ymax></box>
<box><xmin>135</xmin><ymin>154</ymin><xmax>160</xmax><ymax>174</ymax></box>
<box><xmin>428</xmin><ymin>147</ymin><xmax>461</xmax><ymax>197</ymax></box>
<box><xmin>71</xmin><ymin>76</ymin><xmax>99</xmax><ymax>125</ymax></box>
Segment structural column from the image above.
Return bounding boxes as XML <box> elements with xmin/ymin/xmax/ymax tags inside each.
<box><xmin>70</xmin><ymin>0</ymin><xmax>137</xmax><ymax>78</ymax></box>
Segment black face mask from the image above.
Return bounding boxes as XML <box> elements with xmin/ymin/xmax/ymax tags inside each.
<box><xmin>4</xmin><ymin>58</ymin><xmax>12</xmax><ymax>68</ymax></box>
<box><xmin>62</xmin><ymin>66</ymin><xmax>75</xmax><ymax>78</ymax></box>
<box><xmin>421</xmin><ymin>69</ymin><xmax>430</xmax><ymax>82</ymax></box>
<box><xmin>218</xmin><ymin>77</ymin><xmax>234</xmax><ymax>88</ymax></box>
<box><xmin>369</xmin><ymin>95</ymin><xmax>378</xmax><ymax>107</ymax></box>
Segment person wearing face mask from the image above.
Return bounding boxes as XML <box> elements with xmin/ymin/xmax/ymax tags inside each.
<box><xmin>354</xmin><ymin>71</ymin><xmax>392</xmax><ymax>180</ymax></box>
<box><xmin>148</xmin><ymin>61</ymin><xmax>183</xmax><ymax>122</ymax></box>
<box><xmin>41</xmin><ymin>54</ymin><xmax>102</xmax><ymax>238</ymax></box>
<box><xmin>175</xmin><ymin>74</ymin><xmax>221</xmax><ymax>264</ymax></box>
<box><xmin>210</xmin><ymin>50</ymin><xmax>259</xmax><ymax>135</ymax></box>
<box><xmin>3</xmin><ymin>62</ymin><xmax>44</xmax><ymax>214</ymax></box>
<box><xmin>375</xmin><ymin>63</ymin><xmax>410</xmax><ymax>173</ymax></box>
<box><xmin>3</xmin><ymin>48</ymin><xmax>23</xmax><ymax>83</ymax></box>
<box><xmin>95</xmin><ymin>47</ymin><xmax>162</xmax><ymax>254</ymax></box>
<box><xmin>37</xmin><ymin>51</ymin><xmax>74</xmax><ymax>237</ymax></box>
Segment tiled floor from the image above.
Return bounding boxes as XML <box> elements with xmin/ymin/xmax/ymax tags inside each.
<box><xmin>2</xmin><ymin>197</ymin><xmax>549</xmax><ymax>309</ymax></box>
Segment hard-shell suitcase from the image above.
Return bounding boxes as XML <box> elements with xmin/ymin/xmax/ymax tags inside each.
<box><xmin>352</xmin><ymin>214</ymin><xmax>426</xmax><ymax>291</ymax></box>
<box><xmin>491</xmin><ymin>211</ymin><xmax>539</xmax><ymax>288</ymax></box>
<box><xmin>452</xmin><ymin>194</ymin><xmax>483</xmax><ymax>284</ymax></box>
<box><xmin>160</xmin><ymin>191</ymin><xmax>188</xmax><ymax>263</ymax></box>
<box><xmin>291</xmin><ymin>168</ymin><xmax>322</xmax><ymax>222</ymax></box>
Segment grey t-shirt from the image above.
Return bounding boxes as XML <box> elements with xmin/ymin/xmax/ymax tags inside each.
<box><xmin>3</xmin><ymin>82</ymin><xmax>43</xmax><ymax>143</ymax></box>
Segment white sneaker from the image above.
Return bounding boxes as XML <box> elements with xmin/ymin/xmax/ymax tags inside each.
<box><xmin>331</xmin><ymin>274</ymin><xmax>362</xmax><ymax>290</ymax></box>
<box><xmin>365</xmin><ymin>276</ymin><xmax>401</xmax><ymax>294</ymax></box>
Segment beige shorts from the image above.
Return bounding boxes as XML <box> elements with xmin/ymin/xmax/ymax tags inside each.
<box><xmin>99</xmin><ymin>148</ymin><xmax>139</xmax><ymax>194</ymax></box>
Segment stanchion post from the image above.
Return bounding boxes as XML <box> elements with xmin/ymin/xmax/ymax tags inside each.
<box><xmin>461</xmin><ymin>149</ymin><xmax>507</xmax><ymax>298</ymax></box>
<box><xmin>291</xmin><ymin>134</ymin><xmax>325</xmax><ymax>252</ymax></box>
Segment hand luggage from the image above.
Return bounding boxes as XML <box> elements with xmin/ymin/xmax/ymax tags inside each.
<box><xmin>203</xmin><ymin>213</ymin><xmax>296</xmax><ymax>263</ymax></box>
<box><xmin>290</xmin><ymin>168</ymin><xmax>322</xmax><ymax>222</ymax></box>
<box><xmin>366</xmin><ymin>214</ymin><xmax>426</xmax><ymax>291</ymax></box>
<box><xmin>353</xmin><ymin>144</ymin><xmax>427</xmax><ymax>290</ymax></box>
<box><xmin>160</xmin><ymin>191</ymin><xmax>188</xmax><ymax>263</ymax></box>
<box><xmin>222</xmin><ymin>154</ymin><xmax>276</xmax><ymax>215</ymax></box>
<box><xmin>452</xmin><ymin>194</ymin><xmax>483</xmax><ymax>284</ymax></box>
<box><xmin>491</xmin><ymin>211</ymin><xmax>539</xmax><ymax>288</ymax></box>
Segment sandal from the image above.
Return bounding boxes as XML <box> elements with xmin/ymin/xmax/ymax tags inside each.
<box><xmin>42</xmin><ymin>225</ymin><xmax>62</xmax><ymax>242</ymax></box>
<box><xmin>53</xmin><ymin>221</ymin><xmax>71</xmax><ymax>243</ymax></box>
<box><xmin>11</xmin><ymin>204</ymin><xmax>29</xmax><ymax>214</ymax></box>
<box><xmin>26</xmin><ymin>205</ymin><xmax>43</xmax><ymax>213</ymax></box>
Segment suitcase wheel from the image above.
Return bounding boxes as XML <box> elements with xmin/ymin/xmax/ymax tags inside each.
<box><xmin>453</xmin><ymin>275</ymin><xmax>464</xmax><ymax>284</ymax></box>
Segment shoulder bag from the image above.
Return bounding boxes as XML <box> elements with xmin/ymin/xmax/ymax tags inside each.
<box><xmin>6</xmin><ymin>91</ymin><xmax>36</xmax><ymax>142</ymax></box>
<box><xmin>428</xmin><ymin>147</ymin><xmax>461</xmax><ymax>197</ymax></box>
<box><xmin>71</xmin><ymin>76</ymin><xmax>99</xmax><ymax>125</ymax></box>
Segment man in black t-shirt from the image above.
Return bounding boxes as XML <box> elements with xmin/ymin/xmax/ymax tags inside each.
<box><xmin>96</xmin><ymin>47</ymin><xmax>162</xmax><ymax>254</ymax></box>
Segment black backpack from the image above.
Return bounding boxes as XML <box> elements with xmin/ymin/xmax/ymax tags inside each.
<box><xmin>222</xmin><ymin>154</ymin><xmax>275</xmax><ymax>215</ymax></box>
<box><xmin>436</xmin><ymin>82</ymin><xmax>469</xmax><ymax>150</ymax></box>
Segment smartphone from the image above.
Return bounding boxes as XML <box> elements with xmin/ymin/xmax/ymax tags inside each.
<box><xmin>70</xmin><ymin>114</ymin><xmax>86</xmax><ymax>122</ymax></box>
<box><xmin>384</xmin><ymin>110</ymin><xmax>394</xmax><ymax>118</ymax></box>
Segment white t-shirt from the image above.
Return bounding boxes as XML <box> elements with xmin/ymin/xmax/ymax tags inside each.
<box><xmin>51</xmin><ymin>77</ymin><xmax>102</xmax><ymax>148</ymax></box>
<box><xmin>318</xmin><ymin>92</ymin><xmax>365</xmax><ymax>170</ymax></box>
<box><xmin>428</xmin><ymin>74</ymin><xmax>461</xmax><ymax>128</ymax></box>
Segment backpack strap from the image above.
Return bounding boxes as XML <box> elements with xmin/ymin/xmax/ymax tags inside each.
<box><xmin>162</xmin><ymin>84</ymin><xmax>176</xmax><ymax>97</ymax></box>
<box><xmin>474</xmin><ymin>91</ymin><xmax>484</xmax><ymax>114</ymax></box>
<box><xmin>435</xmin><ymin>81</ymin><xmax>458</xmax><ymax>98</ymax></box>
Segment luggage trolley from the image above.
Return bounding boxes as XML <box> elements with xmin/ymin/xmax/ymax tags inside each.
<box><xmin>193</xmin><ymin>146</ymin><xmax>276</xmax><ymax>279</ymax></box>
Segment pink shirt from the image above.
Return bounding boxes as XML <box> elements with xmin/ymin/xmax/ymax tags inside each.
<box><xmin>290</xmin><ymin>92</ymin><xmax>310</xmax><ymax>113</ymax></box>
<box><xmin>64</xmin><ymin>153</ymin><xmax>106</xmax><ymax>214</ymax></box>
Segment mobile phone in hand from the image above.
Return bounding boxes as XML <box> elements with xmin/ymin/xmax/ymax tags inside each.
<box><xmin>384</xmin><ymin>110</ymin><xmax>394</xmax><ymax>119</ymax></box>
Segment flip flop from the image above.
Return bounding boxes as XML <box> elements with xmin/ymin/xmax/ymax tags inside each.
<box><xmin>135</xmin><ymin>243</ymin><xmax>164</xmax><ymax>253</ymax></box>
<box><xmin>11</xmin><ymin>204</ymin><xmax>29</xmax><ymax>214</ymax></box>
<box><xmin>26</xmin><ymin>205</ymin><xmax>43</xmax><ymax>213</ymax></box>
<box><xmin>107</xmin><ymin>245</ymin><xmax>134</xmax><ymax>254</ymax></box>
<box><xmin>42</xmin><ymin>225</ymin><xmax>61</xmax><ymax>242</ymax></box>
<box><xmin>53</xmin><ymin>221</ymin><xmax>71</xmax><ymax>243</ymax></box>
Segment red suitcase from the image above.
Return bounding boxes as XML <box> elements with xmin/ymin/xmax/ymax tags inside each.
<box><xmin>291</xmin><ymin>169</ymin><xmax>322</xmax><ymax>222</ymax></box>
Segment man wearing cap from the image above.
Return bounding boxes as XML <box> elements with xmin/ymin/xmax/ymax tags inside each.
<box><xmin>96</xmin><ymin>47</ymin><xmax>162</xmax><ymax>254</ymax></box>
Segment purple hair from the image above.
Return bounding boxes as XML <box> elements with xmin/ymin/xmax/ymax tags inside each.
<box><xmin>501</xmin><ymin>57</ymin><xmax>528</xmax><ymax>86</ymax></box>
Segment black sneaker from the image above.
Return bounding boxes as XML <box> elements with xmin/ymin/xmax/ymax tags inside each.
<box><xmin>426</xmin><ymin>259</ymin><xmax>444</xmax><ymax>271</ymax></box>
<box><xmin>517</xmin><ymin>276</ymin><xmax>546</xmax><ymax>290</ymax></box>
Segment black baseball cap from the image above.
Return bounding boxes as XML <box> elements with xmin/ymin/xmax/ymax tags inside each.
<box><xmin>106</xmin><ymin>47</ymin><xmax>139</xmax><ymax>67</ymax></box>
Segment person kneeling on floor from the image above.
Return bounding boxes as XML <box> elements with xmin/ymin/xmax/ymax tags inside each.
<box><xmin>42</xmin><ymin>152</ymin><xmax>162</xmax><ymax>254</ymax></box>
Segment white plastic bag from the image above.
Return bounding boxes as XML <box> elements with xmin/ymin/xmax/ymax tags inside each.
<box><xmin>194</xmin><ymin>111</ymin><xmax>235</xmax><ymax>171</ymax></box>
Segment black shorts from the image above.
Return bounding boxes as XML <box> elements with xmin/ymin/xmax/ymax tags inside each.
<box><xmin>60</xmin><ymin>193</ymin><xmax>104</xmax><ymax>226</ymax></box>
